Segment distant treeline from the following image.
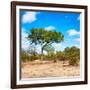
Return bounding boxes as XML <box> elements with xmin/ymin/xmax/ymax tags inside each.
<box><xmin>21</xmin><ymin>46</ymin><xmax>80</xmax><ymax>66</ymax></box>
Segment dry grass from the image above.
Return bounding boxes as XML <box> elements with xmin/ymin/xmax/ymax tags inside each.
<box><xmin>21</xmin><ymin>60</ymin><xmax>80</xmax><ymax>78</ymax></box>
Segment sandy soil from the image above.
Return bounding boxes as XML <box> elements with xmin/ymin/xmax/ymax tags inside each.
<box><xmin>21</xmin><ymin>60</ymin><xmax>80</xmax><ymax>78</ymax></box>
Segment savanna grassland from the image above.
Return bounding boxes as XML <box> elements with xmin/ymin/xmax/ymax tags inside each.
<box><xmin>21</xmin><ymin>28</ymin><xmax>80</xmax><ymax>78</ymax></box>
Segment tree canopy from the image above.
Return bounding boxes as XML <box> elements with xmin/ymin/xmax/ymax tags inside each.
<box><xmin>27</xmin><ymin>28</ymin><xmax>64</xmax><ymax>44</ymax></box>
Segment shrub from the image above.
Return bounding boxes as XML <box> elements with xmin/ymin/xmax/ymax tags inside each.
<box><xmin>21</xmin><ymin>52</ymin><xmax>30</xmax><ymax>62</ymax></box>
<box><xmin>68</xmin><ymin>53</ymin><xmax>80</xmax><ymax>65</ymax></box>
<box><xmin>56</xmin><ymin>51</ymin><xmax>66</xmax><ymax>61</ymax></box>
<box><xmin>30</xmin><ymin>54</ymin><xmax>41</xmax><ymax>61</ymax></box>
<box><xmin>64</xmin><ymin>46</ymin><xmax>80</xmax><ymax>66</ymax></box>
<box><xmin>44</xmin><ymin>53</ymin><xmax>57</xmax><ymax>62</ymax></box>
<box><xmin>21</xmin><ymin>51</ymin><xmax>41</xmax><ymax>62</ymax></box>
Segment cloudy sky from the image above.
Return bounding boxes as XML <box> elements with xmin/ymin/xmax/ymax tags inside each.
<box><xmin>20</xmin><ymin>10</ymin><xmax>80</xmax><ymax>53</ymax></box>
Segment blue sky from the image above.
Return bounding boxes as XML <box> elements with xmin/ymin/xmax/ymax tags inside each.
<box><xmin>20</xmin><ymin>10</ymin><xmax>80</xmax><ymax>53</ymax></box>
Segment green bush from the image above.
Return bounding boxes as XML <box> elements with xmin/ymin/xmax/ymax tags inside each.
<box><xmin>56</xmin><ymin>51</ymin><xmax>66</xmax><ymax>61</ymax></box>
<box><xmin>68</xmin><ymin>52</ymin><xmax>80</xmax><ymax>65</ymax></box>
<box><xmin>21</xmin><ymin>46</ymin><xmax>80</xmax><ymax>65</ymax></box>
<box><xmin>21</xmin><ymin>51</ymin><xmax>41</xmax><ymax>62</ymax></box>
<box><xmin>30</xmin><ymin>54</ymin><xmax>41</xmax><ymax>61</ymax></box>
<box><xmin>44</xmin><ymin>53</ymin><xmax>57</xmax><ymax>62</ymax></box>
<box><xmin>69</xmin><ymin>56</ymin><xmax>79</xmax><ymax>65</ymax></box>
<box><xmin>21</xmin><ymin>52</ymin><xmax>30</xmax><ymax>62</ymax></box>
<box><xmin>64</xmin><ymin>46</ymin><xmax>80</xmax><ymax>66</ymax></box>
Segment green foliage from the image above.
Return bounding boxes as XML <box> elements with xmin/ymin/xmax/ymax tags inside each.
<box><xmin>64</xmin><ymin>46</ymin><xmax>80</xmax><ymax>65</ymax></box>
<box><xmin>27</xmin><ymin>28</ymin><xmax>46</xmax><ymax>45</ymax></box>
<box><xmin>21</xmin><ymin>46</ymin><xmax>80</xmax><ymax>66</ymax></box>
<box><xmin>56</xmin><ymin>51</ymin><xmax>66</xmax><ymax>61</ymax></box>
<box><xmin>42</xmin><ymin>53</ymin><xmax>57</xmax><ymax>62</ymax></box>
<box><xmin>46</xmin><ymin>53</ymin><xmax>56</xmax><ymax>61</ymax></box>
<box><xmin>69</xmin><ymin>54</ymin><xmax>79</xmax><ymax>65</ymax></box>
<box><xmin>21</xmin><ymin>50</ymin><xmax>41</xmax><ymax>62</ymax></box>
<box><xmin>30</xmin><ymin>55</ymin><xmax>41</xmax><ymax>61</ymax></box>
<box><xmin>27</xmin><ymin>28</ymin><xmax>64</xmax><ymax>45</ymax></box>
<box><xmin>21</xmin><ymin>51</ymin><xmax>30</xmax><ymax>62</ymax></box>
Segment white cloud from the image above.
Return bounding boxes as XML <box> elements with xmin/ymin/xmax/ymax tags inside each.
<box><xmin>68</xmin><ymin>29</ymin><xmax>80</xmax><ymax>36</ymax></box>
<box><xmin>36</xmin><ymin>45</ymin><xmax>41</xmax><ymax>54</ymax></box>
<box><xmin>74</xmin><ymin>38</ymin><xmax>80</xmax><ymax>42</ymax></box>
<box><xmin>52</xmin><ymin>43</ymin><xmax>61</xmax><ymax>51</ymax></box>
<box><xmin>74</xmin><ymin>44</ymin><xmax>80</xmax><ymax>48</ymax></box>
<box><xmin>21</xmin><ymin>28</ymin><xmax>29</xmax><ymax>49</ymax></box>
<box><xmin>22</xmin><ymin>11</ymin><xmax>38</xmax><ymax>23</ymax></box>
<box><xmin>45</xmin><ymin>26</ymin><xmax>55</xmax><ymax>31</ymax></box>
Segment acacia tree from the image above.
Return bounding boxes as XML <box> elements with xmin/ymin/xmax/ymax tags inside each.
<box><xmin>27</xmin><ymin>28</ymin><xmax>64</xmax><ymax>60</ymax></box>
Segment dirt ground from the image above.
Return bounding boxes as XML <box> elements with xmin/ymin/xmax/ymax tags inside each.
<box><xmin>21</xmin><ymin>60</ymin><xmax>80</xmax><ymax>78</ymax></box>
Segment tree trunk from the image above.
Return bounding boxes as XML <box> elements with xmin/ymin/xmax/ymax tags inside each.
<box><xmin>41</xmin><ymin>43</ymin><xmax>47</xmax><ymax>60</ymax></box>
<box><xmin>41</xmin><ymin>47</ymin><xmax>44</xmax><ymax>60</ymax></box>
<box><xmin>41</xmin><ymin>47</ymin><xmax>43</xmax><ymax>55</ymax></box>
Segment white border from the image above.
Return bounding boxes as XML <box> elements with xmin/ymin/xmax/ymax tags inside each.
<box><xmin>16</xmin><ymin>5</ymin><xmax>85</xmax><ymax>85</ymax></box>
